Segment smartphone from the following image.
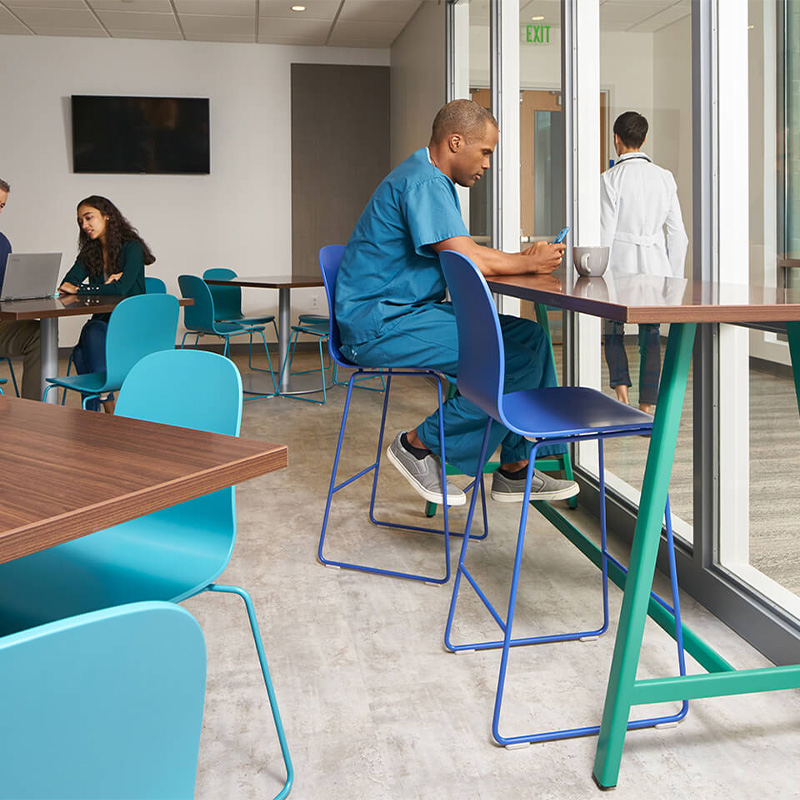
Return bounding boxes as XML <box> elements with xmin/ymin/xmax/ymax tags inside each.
<box><xmin>552</xmin><ymin>226</ymin><xmax>569</xmax><ymax>244</ymax></box>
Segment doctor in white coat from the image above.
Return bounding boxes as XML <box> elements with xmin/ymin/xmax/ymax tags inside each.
<box><xmin>600</xmin><ymin>111</ymin><xmax>688</xmax><ymax>412</ymax></box>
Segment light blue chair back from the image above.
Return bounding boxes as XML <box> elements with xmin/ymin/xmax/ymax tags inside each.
<box><xmin>116</xmin><ymin>348</ymin><xmax>242</xmax><ymax>436</ymax></box>
<box><xmin>439</xmin><ymin>250</ymin><xmax>506</xmax><ymax>425</ymax></box>
<box><xmin>102</xmin><ymin>293</ymin><xmax>180</xmax><ymax>391</ymax></box>
<box><xmin>145</xmin><ymin>276</ymin><xmax>168</xmax><ymax>293</ymax></box>
<box><xmin>0</xmin><ymin>601</ymin><xmax>206</xmax><ymax>800</ymax></box>
<box><xmin>179</xmin><ymin>273</ymin><xmax>223</xmax><ymax>335</ymax></box>
<box><xmin>203</xmin><ymin>267</ymin><xmax>243</xmax><ymax>322</ymax></box>
<box><xmin>318</xmin><ymin>244</ymin><xmax>350</xmax><ymax>368</ymax></box>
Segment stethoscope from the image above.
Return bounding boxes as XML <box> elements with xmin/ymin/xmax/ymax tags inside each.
<box><xmin>610</xmin><ymin>153</ymin><xmax>652</xmax><ymax>168</ymax></box>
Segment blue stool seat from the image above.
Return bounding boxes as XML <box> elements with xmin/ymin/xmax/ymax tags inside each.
<box><xmin>439</xmin><ymin>249</ymin><xmax>687</xmax><ymax>747</ymax></box>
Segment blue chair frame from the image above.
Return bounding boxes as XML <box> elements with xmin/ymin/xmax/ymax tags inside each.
<box><xmin>317</xmin><ymin>245</ymin><xmax>488</xmax><ymax>585</ymax></box>
<box><xmin>0</xmin><ymin>350</ymin><xmax>293</xmax><ymax>799</ymax></box>
<box><xmin>179</xmin><ymin>274</ymin><xmax>277</xmax><ymax>399</ymax></box>
<box><xmin>439</xmin><ymin>249</ymin><xmax>687</xmax><ymax>746</ymax></box>
<box><xmin>0</xmin><ymin>601</ymin><xmax>206</xmax><ymax>800</ymax></box>
<box><xmin>44</xmin><ymin>293</ymin><xmax>180</xmax><ymax>408</ymax></box>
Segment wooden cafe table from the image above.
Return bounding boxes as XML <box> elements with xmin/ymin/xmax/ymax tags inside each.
<box><xmin>485</xmin><ymin>270</ymin><xmax>800</xmax><ymax>789</ymax></box>
<box><xmin>0</xmin><ymin>396</ymin><xmax>287</xmax><ymax>565</ymax></box>
<box><xmin>0</xmin><ymin>294</ymin><xmax>192</xmax><ymax>404</ymax></box>
<box><xmin>204</xmin><ymin>274</ymin><xmax>327</xmax><ymax>396</ymax></box>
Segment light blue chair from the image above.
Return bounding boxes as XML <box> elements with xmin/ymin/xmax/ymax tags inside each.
<box><xmin>317</xmin><ymin>245</ymin><xmax>488</xmax><ymax>584</ymax></box>
<box><xmin>0</xmin><ymin>377</ymin><xmax>6</xmax><ymax>394</ymax></box>
<box><xmin>439</xmin><ymin>249</ymin><xmax>687</xmax><ymax>746</ymax></box>
<box><xmin>0</xmin><ymin>601</ymin><xmax>206</xmax><ymax>800</ymax></box>
<box><xmin>145</xmin><ymin>275</ymin><xmax>168</xmax><ymax>293</ymax></box>
<box><xmin>203</xmin><ymin>267</ymin><xmax>279</xmax><ymax>338</ymax></box>
<box><xmin>179</xmin><ymin>274</ymin><xmax>277</xmax><ymax>398</ymax></box>
<box><xmin>0</xmin><ymin>349</ymin><xmax>293</xmax><ymax>799</ymax></box>
<box><xmin>45</xmin><ymin>293</ymin><xmax>179</xmax><ymax>408</ymax></box>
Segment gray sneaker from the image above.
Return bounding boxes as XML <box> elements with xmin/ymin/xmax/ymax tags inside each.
<box><xmin>491</xmin><ymin>468</ymin><xmax>579</xmax><ymax>503</ymax></box>
<box><xmin>386</xmin><ymin>433</ymin><xmax>466</xmax><ymax>507</ymax></box>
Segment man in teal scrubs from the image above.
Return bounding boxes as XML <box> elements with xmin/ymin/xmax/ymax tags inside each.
<box><xmin>336</xmin><ymin>99</ymin><xmax>578</xmax><ymax>507</ymax></box>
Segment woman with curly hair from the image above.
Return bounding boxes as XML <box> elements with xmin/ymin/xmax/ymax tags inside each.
<box><xmin>59</xmin><ymin>195</ymin><xmax>155</xmax><ymax>412</ymax></box>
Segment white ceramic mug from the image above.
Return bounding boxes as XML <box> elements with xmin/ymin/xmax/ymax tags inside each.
<box><xmin>573</xmin><ymin>246</ymin><xmax>610</xmax><ymax>277</ymax></box>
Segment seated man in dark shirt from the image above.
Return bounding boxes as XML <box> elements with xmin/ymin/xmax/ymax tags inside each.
<box><xmin>0</xmin><ymin>178</ymin><xmax>42</xmax><ymax>400</ymax></box>
<box><xmin>336</xmin><ymin>100</ymin><xmax>578</xmax><ymax>507</ymax></box>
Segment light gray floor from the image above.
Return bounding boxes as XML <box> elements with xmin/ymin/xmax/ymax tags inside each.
<box><xmin>161</xmin><ymin>353</ymin><xmax>800</xmax><ymax>799</ymax></box>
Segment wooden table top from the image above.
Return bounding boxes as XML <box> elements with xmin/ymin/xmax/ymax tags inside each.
<box><xmin>0</xmin><ymin>295</ymin><xmax>191</xmax><ymax>321</ymax></box>
<box><xmin>487</xmin><ymin>270</ymin><xmax>800</xmax><ymax>324</ymax></box>
<box><xmin>204</xmin><ymin>274</ymin><xmax>323</xmax><ymax>289</ymax></box>
<box><xmin>0</xmin><ymin>397</ymin><xmax>287</xmax><ymax>564</ymax></box>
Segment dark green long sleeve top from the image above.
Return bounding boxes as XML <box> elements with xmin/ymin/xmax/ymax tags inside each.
<box><xmin>62</xmin><ymin>240</ymin><xmax>147</xmax><ymax>298</ymax></box>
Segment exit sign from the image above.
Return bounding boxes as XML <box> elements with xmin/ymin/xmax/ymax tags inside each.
<box><xmin>521</xmin><ymin>23</ymin><xmax>552</xmax><ymax>44</ymax></box>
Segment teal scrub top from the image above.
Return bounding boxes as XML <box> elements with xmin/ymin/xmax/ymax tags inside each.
<box><xmin>335</xmin><ymin>147</ymin><xmax>469</xmax><ymax>346</ymax></box>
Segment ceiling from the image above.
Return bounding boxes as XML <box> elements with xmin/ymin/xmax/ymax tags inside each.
<box><xmin>467</xmin><ymin>0</ymin><xmax>692</xmax><ymax>34</ymax></box>
<box><xmin>0</xmin><ymin>0</ymin><xmax>429</xmax><ymax>47</ymax></box>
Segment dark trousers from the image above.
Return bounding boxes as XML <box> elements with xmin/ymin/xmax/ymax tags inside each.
<box><xmin>72</xmin><ymin>319</ymin><xmax>111</xmax><ymax>411</ymax></box>
<box><xmin>603</xmin><ymin>320</ymin><xmax>661</xmax><ymax>406</ymax></box>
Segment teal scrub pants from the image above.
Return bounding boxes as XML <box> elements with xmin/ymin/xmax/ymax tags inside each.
<box><xmin>340</xmin><ymin>303</ymin><xmax>562</xmax><ymax>477</ymax></box>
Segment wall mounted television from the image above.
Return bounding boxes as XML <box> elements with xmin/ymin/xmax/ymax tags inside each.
<box><xmin>71</xmin><ymin>95</ymin><xmax>210</xmax><ymax>175</ymax></box>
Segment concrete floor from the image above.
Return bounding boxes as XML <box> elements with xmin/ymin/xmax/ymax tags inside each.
<box><xmin>181</xmin><ymin>355</ymin><xmax>800</xmax><ymax>800</ymax></box>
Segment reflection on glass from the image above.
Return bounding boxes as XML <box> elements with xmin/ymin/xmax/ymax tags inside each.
<box><xmin>598</xmin><ymin>1</ymin><xmax>695</xmax><ymax>540</ymax></box>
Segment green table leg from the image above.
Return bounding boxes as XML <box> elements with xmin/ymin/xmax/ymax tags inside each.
<box><xmin>785</xmin><ymin>321</ymin><xmax>800</xmax><ymax>415</ymax></box>
<box><xmin>592</xmin><ymin>321</ymin><xmax>697</xmax><ymax>789</ymax></box>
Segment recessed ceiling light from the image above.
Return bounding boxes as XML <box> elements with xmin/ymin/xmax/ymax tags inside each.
<box><xmin>291</xmin><ymin>5</ymin><xmax>306</xmax><ymax>11</ymax></box>
<box><xmin>531</xmin><ymin>15</ymin><xmax>545</xmax><ymax>21</ymax></box>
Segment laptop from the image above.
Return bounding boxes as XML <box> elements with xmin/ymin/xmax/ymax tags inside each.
<box><xmin>0</xmin><ymin>253</ymin><xmax>62</xmax><ymax>301</ymax></box>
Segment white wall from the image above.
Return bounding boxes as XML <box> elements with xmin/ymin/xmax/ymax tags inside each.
<box><xmin>390</xmin><ymin>0</ymin><xmax>446</xmax><ymax>167</ymax></box>
<box><xmin>652</xmin><ymin>16</ymin><xmax>693</xmax><ymax>278</ymax></box>
<box><xmin>0</xmin><ymin>34</ymin><xmax>388</xmax><ymax>344</ymax></box>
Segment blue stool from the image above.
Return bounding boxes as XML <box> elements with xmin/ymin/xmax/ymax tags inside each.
<box><xmin>439</xmin><ymin>249</ymin><xmax>687</xmax><ymax>746</ymax></box>
<box><xmin>317</xmin><ymin>245</ymin><xmax>488</xmax><ymax>585</ymax></box>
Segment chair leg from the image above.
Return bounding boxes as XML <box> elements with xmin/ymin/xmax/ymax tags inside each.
<box><xmin>4</xmin><ymin>358</ymin><xmax>19</xmax><ymax>397</ymax></box>
<box><xmin>207</xmin><ymin>584</ymin><xmax>293</xmax><ymax>800</ymax></box>
<box><xmin>243</xmin><ymin>330</ymin><xmax>278</xmax><ymax>399</ymax></box>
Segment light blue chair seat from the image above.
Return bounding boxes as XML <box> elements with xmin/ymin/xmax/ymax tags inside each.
<box><xmin>179</xmin><ymin>274</ymin><xmax>277</xmax><ymax>399</ymax></box>
<box><xmin>0</xmin><ymin>350</ymin><xmax>293</xmax><ymax>799</ymax></box>
<box><xmin>439</xmin><ymin>249</ymin><xmax>687</xmax><ymax>747</ymax></box>
<box><xmin>0</xmin><ymin>601</ymin><xmax>206</xmax><ymax>800</ymax></box>
<box><xmin>44</xmin><ymin>293</ymin><xmax>179</xmax><ymax>408</ymax></box>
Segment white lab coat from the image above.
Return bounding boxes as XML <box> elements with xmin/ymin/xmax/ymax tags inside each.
<box><xmin>600</xmin><ymin>152</ymin><xmax>688</xmax><ymax>279</ymax></box>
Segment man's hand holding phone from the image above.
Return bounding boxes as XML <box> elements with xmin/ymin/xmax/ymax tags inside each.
<box><xmin>520</xmin><ymin>239</ymin><xmax>566</xmax><ymax>273</ymax></box>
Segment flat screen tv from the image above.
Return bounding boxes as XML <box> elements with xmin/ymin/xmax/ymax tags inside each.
<box><xmin>71</xmin><ymin>95</ymin><xmax>210</xmax><ymax>175</ymax></box>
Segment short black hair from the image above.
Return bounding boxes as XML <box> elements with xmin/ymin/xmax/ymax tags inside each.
<box><xmin>431</xmin><ymin>99</ymin><xmax>498</xmax><ymax>144</ymax></box>
<box><xmin>613</xmin><ymin>111</ymin><xmax>648</xmax><ymax>149</ymax></box>
<box><xmin>0</xmin><ymin>178</ymin><xmax>9</xmax><ymax>194</ymax></box>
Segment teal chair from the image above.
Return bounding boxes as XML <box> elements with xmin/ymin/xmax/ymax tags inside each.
<box><xmin>145</xmin><ymin>275</ymin><xmax>168</xmax><ymax>293</ymax></box>
<box><xmin>203</xmin><ymin>267</ymin><xmax>279</xmax><ymax>339</ymax></box>
<box><xmin>0</xmin><ymin>601</ymin><xmax>206</xmax><ymax>800</ymax></box>
<box><xmin>179</xmin><ymin>274</ymin><xmax>277</xmax><ymax>398</ymax></box>
<box><xmin>44</xmin><ymin>293</ymin><xmax>179</xmax><ymax>408</ymax></box>
<box><xmin>0</xmin><ymin>350</ymin><xmax>293</xmax><ymax>799</ymax></box>
<box><xmin>1</xmin><ymin>360</ymin><xmax>18</xmax><ymax>395</ymax></box>
<box><xmin>0</xmin><ymin>377</ymin><xmax>6</xmax><ymax>394</ymax></box>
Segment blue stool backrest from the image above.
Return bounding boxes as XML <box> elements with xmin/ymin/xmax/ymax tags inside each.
<box><xmin>0</xmin><ymin>231</ymin><xmax>11</xmax><ymax>290</ymax></box>
<box><xmin>145</xmin><ymin>276</ymin><xmax>167</xmax><ymax>293</ymax></box>
<box><xmin>203</xmin><ymin>267</ymin><xmax>242</xmax><ymax>322</ymax></box>
<box><xmin>0</xmin><ymin>601</ymin><xmax>206</xmax><ymax>800</ymax></box>
<box><xmin>103</xmin><ymin>293</ymin><xmax>179</xmax><ymax>389</ymax></box>
<box><xmin>178</xmin><ymin>274</ymin><xmax>218</xmax><ymax>334</ymax></box>
<box><xmin>318</xmin><ymin>245</ymin><xmax>351</xmax><ymax>368</ymax></box>
<box><xmin>116</xmin><ymin>349</ymin><xmax>242</xmax><ymax>436</ymax></box>
<box><xmin>439</xmin><ymin>250</ymin><xmax>505</xmax><ymax>424</ymax></box>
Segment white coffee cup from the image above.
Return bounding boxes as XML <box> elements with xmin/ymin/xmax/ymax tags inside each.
<box><xmin>573</xmin><ymin>246</ymin><xmax>609</xmax><ymax>277</ymax></box>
